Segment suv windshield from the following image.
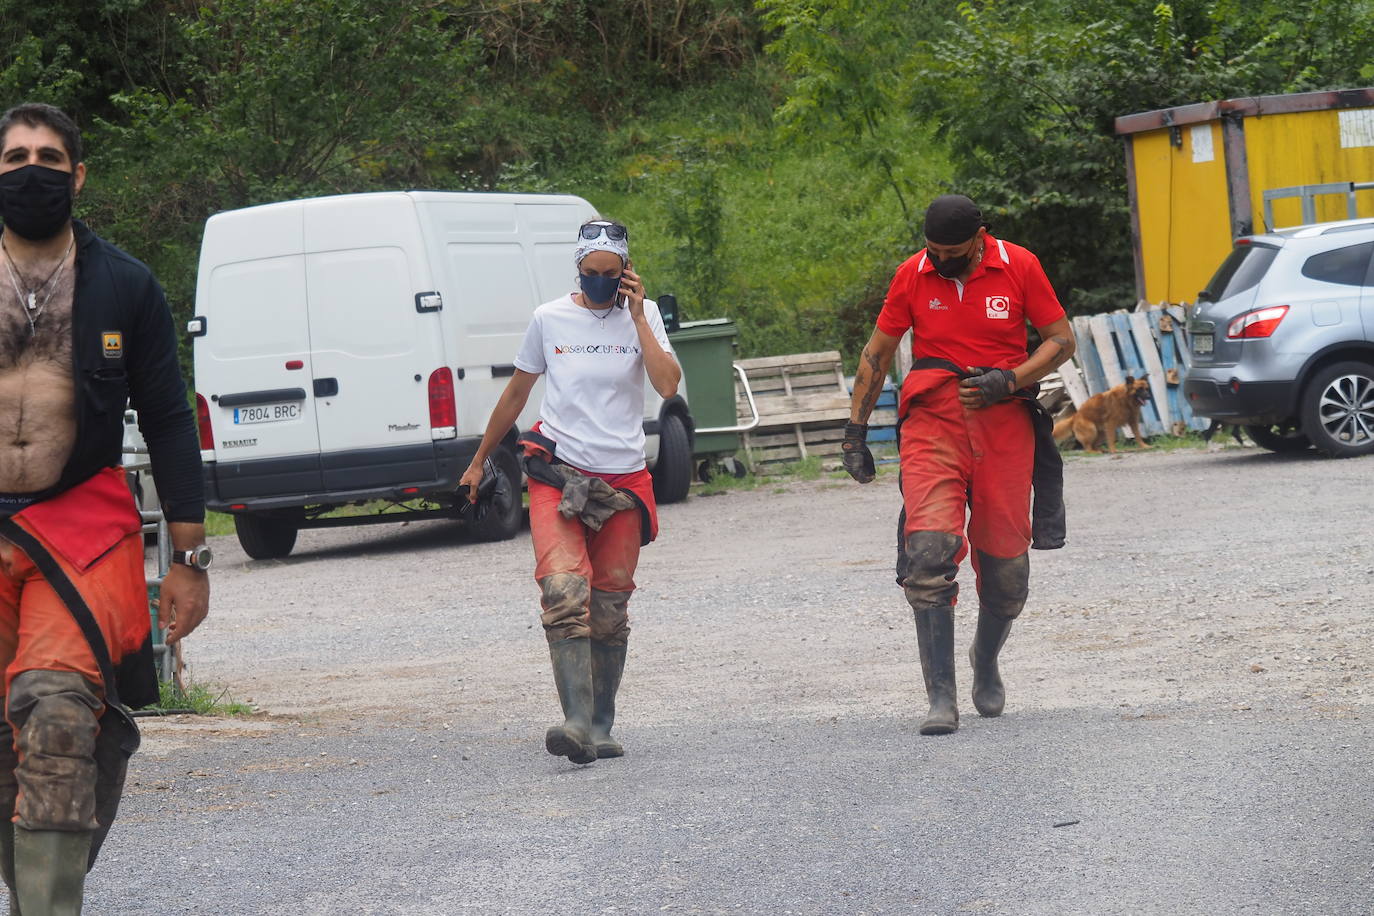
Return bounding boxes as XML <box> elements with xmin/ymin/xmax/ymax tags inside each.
<box><xmin>1200</xmin><ymin>243</ymin><xmax>1278</xmax><ymax>302</ymax></box>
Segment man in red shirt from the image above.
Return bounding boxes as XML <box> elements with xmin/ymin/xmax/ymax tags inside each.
<box><xmin>844</xmin><ymin>195</ymin><xmax>1076</xmax><ymax>735</ymax></box>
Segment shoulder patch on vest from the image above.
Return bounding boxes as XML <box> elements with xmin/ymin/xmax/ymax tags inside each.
<box><xmin>102</xmin><ymin>331</ymin><xmax>123</xmax><ymax>358</ymax></box>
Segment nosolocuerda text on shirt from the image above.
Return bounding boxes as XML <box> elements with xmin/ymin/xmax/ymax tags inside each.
<box><xmin>552</xmin><ymin>344</ymin><xmax>642</xmax><ymax>355</ymax></box>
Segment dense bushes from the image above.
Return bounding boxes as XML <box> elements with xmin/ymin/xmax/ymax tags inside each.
<box><xmin>4</xmin><ymin>0</ymin><xmax>1374</xmax><ymax>372</ymax></box>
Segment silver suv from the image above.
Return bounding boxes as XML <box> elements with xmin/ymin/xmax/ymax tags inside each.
<box><xmin>1184</xmin><ymin>218</ymin><xmax>1374</xmax><ymax>457</ymax></box>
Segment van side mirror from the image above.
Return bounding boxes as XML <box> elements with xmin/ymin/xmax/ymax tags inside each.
<box><xmin>657</xmin><ymin>293</ymin><xmax>681</xmax><ymax>333</ymax></box>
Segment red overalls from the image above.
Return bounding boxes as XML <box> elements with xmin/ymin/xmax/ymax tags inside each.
<box><xmin>521</xmin><ymin>426</ymin><xmax>658</xmax><ymax>645</ymax></box>
<box><xmin>876</xmin><ymin>236</ymin><xmax>1065</xmax><ymax>611</ymax></box>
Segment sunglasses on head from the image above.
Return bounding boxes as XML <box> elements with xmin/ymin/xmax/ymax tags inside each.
<box><xmin>579</xmin><ymin>222</ymin><xmax>628</xmax><ymax>241</ymax></box>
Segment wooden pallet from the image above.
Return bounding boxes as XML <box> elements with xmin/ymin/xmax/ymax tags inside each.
<box><xmin>1066</xmin><ymin>303</ymin><xmax>1207</xmax><ymax>437</ymax></box>
<box><xmin>734</xmin><ymin>351</ymin><xmax>857</xmax><ymax>470</ymax></box>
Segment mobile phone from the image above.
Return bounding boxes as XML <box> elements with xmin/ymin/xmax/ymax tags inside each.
<box><xmin>618</xmin><ymin>262</ymin><xmax>633</xmax><ymax>308</ymax></box>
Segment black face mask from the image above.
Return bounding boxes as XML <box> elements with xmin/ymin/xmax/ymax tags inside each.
<box><xmin>0</xmin><ymin>164</ymin><xmax>74</xmax><ymax>241</ymax></box>
<box><xmin>928</xmin><ymin>250</ymin><xmax>970</xmax><ymax>279</ymax></box>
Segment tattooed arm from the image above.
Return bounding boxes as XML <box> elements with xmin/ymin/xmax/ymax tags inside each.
<box><xmin>849</xmin><ymin>328</ymin><xmax>903</xmax><ymax>424</ymax></box>
<box><xmin>1010</xmin><ymin>316</ymin><xmax>1076</xmax><ymax>390</ymax></box>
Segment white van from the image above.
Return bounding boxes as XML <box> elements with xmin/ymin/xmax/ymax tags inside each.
<box><xmin>192</xmin><ymin>191</ymin><xmax>694</xmax><ymax>559</ymax></box>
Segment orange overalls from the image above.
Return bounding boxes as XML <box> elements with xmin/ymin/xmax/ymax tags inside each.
<box><xmin>0</xmin><ymin>468</ymin><xmax>149</xmax><ymax>850</ymax></box>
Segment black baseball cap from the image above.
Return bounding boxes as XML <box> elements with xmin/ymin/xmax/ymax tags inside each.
<box><xmin>923</xmin><ymin>194</ymin><xmax>984</xmax><ymax>245</ymax></box>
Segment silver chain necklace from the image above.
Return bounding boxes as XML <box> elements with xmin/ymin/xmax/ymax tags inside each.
<box><xmin>580</xmin><ymin>294</ymin><xmax>615</xmax><ymax>329</ymax></box>
<box><xmin>2</xmin><ymin>234</ymin><xmax>75</xmax><ymax>335</ymax></box>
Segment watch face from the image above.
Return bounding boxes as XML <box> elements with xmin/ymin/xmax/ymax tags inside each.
<box><xmin>188</xmin><ymin>545</ymin><xmax>213</xmax><ymax>570</ymax></box>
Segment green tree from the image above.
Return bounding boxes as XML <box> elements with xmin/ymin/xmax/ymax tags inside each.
<box><xmin>914</xmin><ymin>0</ymin><xmax>1374</xmax><ymax>311</ymax></box>
<box><xmin>761</xmin><ymin>0</ymin><xmax>1374</xmax><ymax>314</ymax></box>
<box><xmin>661</xmin><ymin>137</ymin><xmax>725</xmax><ymax>317</ymax></box>
<box><xmin>71</xmin><ymin>0</ymin><xmax>484</xmax><ymax>348</ymax></box>
<box><xmin>758</xmin><ymin>0</ymin><xmax>949</xmax><ymax>245</ymax></box>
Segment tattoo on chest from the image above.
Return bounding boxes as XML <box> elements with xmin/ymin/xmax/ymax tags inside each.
<box><xmin>0</xmin><ymin>269</ymin><xmax>74</xmax><ymax>370</ymax></box>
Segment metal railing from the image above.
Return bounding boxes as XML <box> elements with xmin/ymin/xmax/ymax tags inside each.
<box><xmin>693</xmin><ymin>363</ymin><xmax>762</xmax><ymax>435</ymax></box>
<box><xmin>1262</xmin><ymin>181</ymin><xmax>1374</xmax><ymax>231</ymax></box>
<box><xmin>122</xmin><ymin>445</ymin><xmax>174</xmax><ymax>683</ymax></box>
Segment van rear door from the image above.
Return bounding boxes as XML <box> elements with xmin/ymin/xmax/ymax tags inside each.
<box><xmin>302</xmin><ymin>196</ymin><xmax>448</xmax><ymax>490</ymax></box>
<box><xmin>196</xmin><ymin>202</ymin><xmax>325</xmax><ymax>495</ymax></box>
<box><xmin>416</xmin><ymin>198</ymin><xmax>558</xmax><ymax>436</ymax></box>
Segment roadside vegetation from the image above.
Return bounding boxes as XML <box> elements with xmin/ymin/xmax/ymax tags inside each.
<box><xmin>151</xmin><ymin>678</ymin><xmax>253</xmax><ymax>717</ymax></box>
<box><xmin>7</xmin><ymin>1</ymin><xmax>1373</xmax><ymax>376</ymax></box>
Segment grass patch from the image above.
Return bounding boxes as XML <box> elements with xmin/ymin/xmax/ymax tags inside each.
<box><xmin>150</xmin><ymin>679</ymin><xmax>253</xmax><ymax>717</ymax></box>
<box><xmin>205</xmin><ymin>511</ymin><xmax>235</xmax><ymax>537</ymax></box>
<box><xmin>695</xmin><ymin>468</ymin><xmax>761</xmax><ymax>497</ymax></box>
<box><xmin>1059</xmin><ymin>433</ymin><xmax>1208</xmax><ymax>456</ymax></box>
<box><xmin>1145</xmin><ymin>433</ymin><xmax>1209</xmax><ymax>452</ymax></box>
<box><xmin>205</xmin><ymin>499</ymin><xmax>455</xmax><ymax>540</ymax></box>
<box><xmin>772</xmin><ymin>456</ymin><xmax>825</xmax><ymax>480</ymax></box>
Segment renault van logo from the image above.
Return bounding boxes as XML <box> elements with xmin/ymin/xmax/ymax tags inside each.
<box><xmin>102</xmin><ymin>331</ymin><xmax>123</xmax><ymax>358</ymax></box>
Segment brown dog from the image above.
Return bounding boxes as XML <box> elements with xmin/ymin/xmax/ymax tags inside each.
<box><xmin>1052</xmin><ymin>377</ymin><xmax>1153</xmax><ymax>454</ymax></box>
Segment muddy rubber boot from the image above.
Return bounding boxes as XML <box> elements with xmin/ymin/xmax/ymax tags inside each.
<box><xmin>13</xmin><ymin>827</ymin><xmax>91</xmax><ymax>916</ymax></box>
<box><xmin>914</xmin><ymin>607</ymin><xmax>959</xmax><ymax>735</ymax></box>
<box><xmin>589</xmin><ymin>641</ymin><xmax>627</xmax><ymax>759</ymax></box>
<box><xmin>969</xmin><ymin>607</ymin><xmax>1015</xmax><ymax>718</ymax></box>
<box><xmin>0</xmin><ymin>822</ymin><xmax>17</xmax><ymax>915</ymax></box>
<box><xmin>545</xmin><ymin>638</ymin><xmax>598</xmax><ymax>765</ymax></box>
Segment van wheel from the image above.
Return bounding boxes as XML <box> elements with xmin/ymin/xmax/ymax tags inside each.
<box><xmin>652</xmin><ymin>412</ymin><xmax>692</xmax><ymax>504</ymax></box>
<box><xmin>234</xmin><ymin>513</ymin><xmax>299</xmax><ymax>560</ymax></box>
<box><xmin>468</xmin><ymin>447</ymin><xmax>523</xmax><ymax>542</ymax></box>
<box><xmin>1300</xmin><ymin>361</ymin><xmax>1374</xmax><ymax>458</ymax></box>
<box><xmin>1244</xmin><ymin>422</ymin><xmax>1311</xmax><ymax>453</ymax></box>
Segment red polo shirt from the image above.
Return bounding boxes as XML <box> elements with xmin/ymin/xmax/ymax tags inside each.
<box><xmin>876</xmin><ymin>234</ymin><xmax>1065</xmax><ymax>371</ymax></box>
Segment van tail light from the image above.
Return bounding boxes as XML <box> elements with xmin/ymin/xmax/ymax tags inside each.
<box><xmin>428</xmin><ymin>368</ymin><xmax>457</xmax><ymax>439</ymax></box>
<box><xmin>1227</xmin><ymin>305</ymin><xmax>1289</xmax><ymax>339</ymax></box>
<box><xmin>195</xmin><ymin>393</ymin><xmax>214</xmax><ymax>450</ymax></box>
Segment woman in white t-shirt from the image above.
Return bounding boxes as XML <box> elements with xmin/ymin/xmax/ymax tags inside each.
<box><xmin>460</xmin><ymin>219</ymin><xmax>681</xmax><ymax>765</ymax></box>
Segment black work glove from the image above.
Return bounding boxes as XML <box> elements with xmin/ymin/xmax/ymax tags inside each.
<box><xmin>841</xmin><ymin>422</ymin><xmax>876</xmax><ymax>483</ymax></box>
<box><xmin>958</xmin><ymin>368</ymin><xmax>1018</xmax><ymax>408</ymax></box>
<box><xmin>461</xmin><ymin>457</ymin><xmax>506</xmax><ymax>521</ymax></box>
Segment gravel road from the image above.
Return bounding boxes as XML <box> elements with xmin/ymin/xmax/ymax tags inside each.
<box><xmin>88</xmin><ymin>444</ymin><xmax>1374</xmax><ymax>915</ymax></box>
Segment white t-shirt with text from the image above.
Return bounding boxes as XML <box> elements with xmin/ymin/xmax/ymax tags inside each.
<box><xmin>512</xmin><ymin>293</ymin><xmax>674</xmax><ymax>473</ymax></box>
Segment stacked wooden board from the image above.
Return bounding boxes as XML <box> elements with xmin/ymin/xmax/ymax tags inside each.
<box><xmin>1061</xmin><ymin>303</ymin><xmax>1209</xmax><ymax>438</ymax></box>
<box><xmin>733</xmin><ymin>351</ymin><xmax>898</xmax><ymax>470</ymax></box>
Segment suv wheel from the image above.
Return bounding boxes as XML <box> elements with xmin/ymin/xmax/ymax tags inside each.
<box><xmin>1244</xmin><ymin>422</ymin><xmax>1311</xmax><ymax>453</ymax></box>
<box><xmin>235</xmin><ymin>513</ymin><xmax>299</xmax><ymax>559</ymax></box>
<box><xmin>1300</xmin><ymin>361</ymin><xmax>1374</xmax><ymax>458</ymax></box>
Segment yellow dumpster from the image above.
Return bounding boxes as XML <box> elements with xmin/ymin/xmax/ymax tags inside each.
<box><xmin>1116</xmin><ymin>87</ymin><xmax>1374</xmax><ymax>305</ymax></box>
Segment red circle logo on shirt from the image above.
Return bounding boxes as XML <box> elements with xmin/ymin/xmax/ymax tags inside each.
<box><xmin>985</xmin><ymin>295</ymin><xmax>1010</xmax><ymax>319</ymax></box>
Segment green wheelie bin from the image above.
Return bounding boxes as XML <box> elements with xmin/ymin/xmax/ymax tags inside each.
<box><xmin>667</xmin><ymin>318</ymin><xmax>755</xmax><ymax>480</ymax></box>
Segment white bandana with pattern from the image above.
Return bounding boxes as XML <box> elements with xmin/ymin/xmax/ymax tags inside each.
<box><xmin>575</xmin><ymin>227</ymin><xmax>629</xmax><ymax>267</ymax></box>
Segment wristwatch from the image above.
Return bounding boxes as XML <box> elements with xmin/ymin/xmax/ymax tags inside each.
<box><xmin>172</xmin><ymin>544</ymin><xmax>213</xmax><ymax>571</ymax></box>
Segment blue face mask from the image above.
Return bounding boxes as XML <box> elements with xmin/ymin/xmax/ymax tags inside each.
<box><xmin>579</xmin><ymin>272</ymin><xmax>622</xmax><ymax>305</ymax></box>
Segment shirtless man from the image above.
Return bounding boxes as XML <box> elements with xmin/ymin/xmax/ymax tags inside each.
<box><xmin>0</xmin><ymin>103</ymin><xmax>209</xmax><ymax>913</ymax></box>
